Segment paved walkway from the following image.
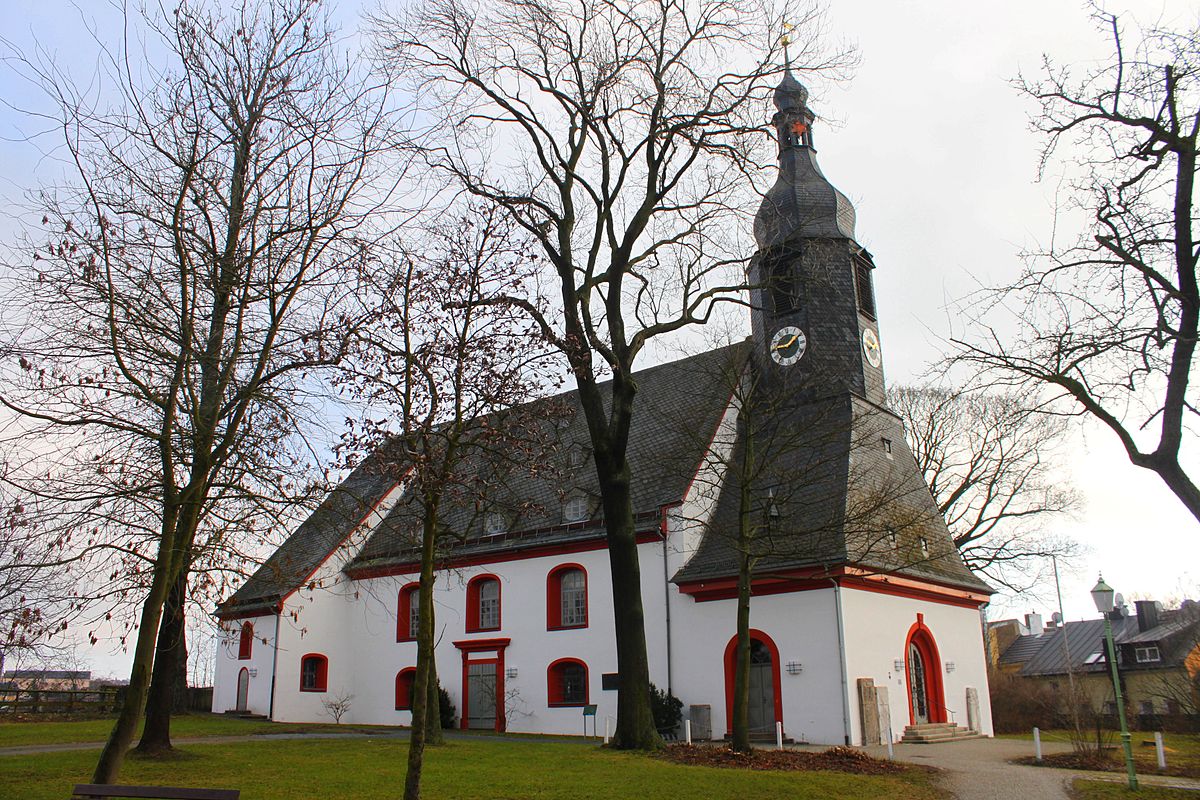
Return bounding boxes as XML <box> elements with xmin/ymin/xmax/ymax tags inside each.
<box><xmin>859</xmin><ymin>737</ymin><xmax>1200</xmax><ymax>800</ymax></box>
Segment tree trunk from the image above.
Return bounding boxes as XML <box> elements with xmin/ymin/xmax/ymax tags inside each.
<box><xmin>403</xmin><ymin>513</ymin><xmax>439</xmax><ymax>800</ymax></box>
<box><xmin>92</xmin><ymin>508</ymin><xmax>183</xmax><ymax>782</ymax></box>
<box><xmin>732</xmin><ymin>556</ymin><xmax>752</xmax><ymax>753</ymax></box>
<box><xmin>137</xmin><ymin>572</ymin><xmax>190</xmax><ymax>754</ymax></box>
<box><xmin>425</xmin><ymin>653</ymin><xmax>443</xmax><ymax>745</ymax></box>
<box><xmin>600</xmin><ymin>459</ymin><xmax>660</xmax><ymax>750</ymax></box>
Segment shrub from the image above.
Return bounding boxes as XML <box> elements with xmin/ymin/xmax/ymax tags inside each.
<box><xmin>438</xmin><ymin>684</ymin><xmax>457</xmax><ymax>729</ymax></box>
<box><xmin>649</xmin><ymin>683</ymin><xmax>682</xmax><ymax>733</ymax></box>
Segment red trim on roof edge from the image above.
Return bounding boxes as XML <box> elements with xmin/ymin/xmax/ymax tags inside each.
<box><xmin>346</xmin><ymin>531</ymin><xmax>662</xmax><ymax>580</ymax></box>
<box><xmin>677</xmin><ymin>565</ymin><xmax>989</xmax><ymax>608</ymax></box>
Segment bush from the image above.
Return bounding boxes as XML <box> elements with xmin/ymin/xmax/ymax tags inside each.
<box><xmin>438</xmin><ymin>684</ymin><xmax>456</xmax><ymax>729</ymax></box>
<box><xmin>649</xmin><ymin>683</ymin><xmax>682</xmax><ymax>733</ymax></box>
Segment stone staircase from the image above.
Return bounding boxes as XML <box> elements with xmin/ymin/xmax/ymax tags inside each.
<box><xmin>900</xmin><ymin>722</ymin><xmax>977</xmax><ymax>744</ymax></box>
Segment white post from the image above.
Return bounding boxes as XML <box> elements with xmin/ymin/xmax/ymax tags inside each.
<box><xmin>1033</xmin><ymin>727</ymin><xmax>1042</xmax><ymax>762</ymax></box>
<box><xmin>604</xmin><ymin>717</ymin><xmax>610</xmax><ymax>746</ymax></box>
<box><xmin>886</xmin><ymin>733</ymin><xmax>894</xmax><ymax>760</ymax></box>
<box><xmin>685</xmin><ymin>719</ymin><xmax>692</xmax><ymax>746</ymax></box>
<box><xmin>1156</xmin><ymin>732</ymin><xmax>1166</xmax><ymax>770</ymax></box>
<box><xmin>776</xmin><ymin>721</ymin><xmax>784</xmax><ymax>751</ymax></box>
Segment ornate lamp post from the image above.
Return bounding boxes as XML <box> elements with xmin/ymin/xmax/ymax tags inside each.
<box><xmin>1090</xmin><ymin>575</ymin><xmax>1138</xmax><ymax>790</ymax></box>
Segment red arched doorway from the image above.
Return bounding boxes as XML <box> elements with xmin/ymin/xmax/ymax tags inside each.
<box><xmin>723</xmin><ymin>629</ymin><xmax>783</xmax><ymax>735</ymax></box>
<box><xmin>904</xmin><ymin>614</ymin><xmax>946</xmax><ymax>725</ymax></box>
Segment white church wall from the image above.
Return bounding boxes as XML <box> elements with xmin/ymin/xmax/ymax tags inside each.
<box><xmin>212</xmin><ymin>613</ymin><xmax>277</xmax><ymax>716</ymax></box>
<box><xmin>260</xmin><ymin>537</ymin><xmax>674</xmax><ymax>733</ymax></box>
<box><xmin>668</xmin><ymin>587</ymin><xmax>848</xmax><ymax>745</ymax></box>
<box><xmin>839</xmin><ymin>588</ymin><xmax>993</xmax><ymax>743</ymax></box>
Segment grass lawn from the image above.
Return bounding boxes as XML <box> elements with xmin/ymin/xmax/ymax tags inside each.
<box><xmin>0</xmin><ymin>737</ymin><xmax>948</xmax><ymax>800</ymax></box>
<box><xmin>1071</xmin><ymin>778</ymin><xmax>1200</xmax><ymax>799</ymax></box>
<box><xmin>0</xmin><ymin>714</ymin><xmax>393</xmax><ymax>748</ymax></box>
<box><xmin>1001</xmin><ymin>730</ymin><xmax>1200</xmax><ymax>778</ymax></box>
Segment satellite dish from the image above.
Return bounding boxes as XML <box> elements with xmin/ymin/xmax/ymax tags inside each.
<box><xmin>1051</xmin><ymin>611</ymin><xmax>1063</xmax><ymax>624</ymax></box>
<box><xmin>1115</xmin><ymin>593</ymin><xmax>1126</xmax><ymax>607</ymax></box>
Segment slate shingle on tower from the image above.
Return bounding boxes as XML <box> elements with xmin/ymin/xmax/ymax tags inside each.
<box><xmin>673</xmin><ymin>69</ymin><xmax>990</xmax><ymax>596</ymax></box>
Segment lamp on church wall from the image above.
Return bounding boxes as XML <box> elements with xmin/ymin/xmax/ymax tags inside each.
<box><xmin>506</xmin><ymin>667</ymin><xmax>519</xmax><ymax>679</ymax></box>
<box><xmin>893</xmin><ymin>659</ymin><xmax>904</xmax><ymax>672</ymax></box>
<box><xmin>785</xmin><ymin>661</ymin><xmax>802</xmax><ymax>675</ymax></box>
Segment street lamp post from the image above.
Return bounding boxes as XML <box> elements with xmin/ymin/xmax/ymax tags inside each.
<box><xmin>1090</xmin><ymin>575</ymin><xmax>1138</xmax><ymax>791</ymax></box>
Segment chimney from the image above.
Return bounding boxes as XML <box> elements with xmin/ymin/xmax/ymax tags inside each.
<box><xmin>1024</xmin><ymin>612</ymin><xmax>1044</xmax><ymax>635</ymax></box>
<box><xmin>1135</xmin><ymin>600</ymin><xmax>1161</xmax><ymax>633</ymax></box>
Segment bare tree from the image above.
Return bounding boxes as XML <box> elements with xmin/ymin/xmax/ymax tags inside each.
<box><xmin>0</xmin><ymin>0</ymin><xmax>399</xmax><ymax>779</ymax></box>
<box><xmin>321</xmin><ymin>690</ymin><xmax>355</xmax><ymax>724</ymax></box>
<box><xmin>951</xmin><ymin>8</ymin><xmax>1200</xmax><ymax>523</ymax></box>
<box><xmin>336</xmin><ymin>206</ymin><xmax>560</xmax><ymax>800</ymax></box>
<box><xmin>889</xmin><ymin>383</ymin><xmax>1080</xmax><ymax>590</ymax></box>
<box><xmin>371</xmin><ymin>0</ymin><xmax>852</xmax><ymax>749</ymax></box>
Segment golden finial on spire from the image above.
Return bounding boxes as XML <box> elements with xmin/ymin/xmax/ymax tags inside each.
<box><xmin>781</xmin><ymin>22</ymin><xmax>794</xmax><ymax>68</ymax></box>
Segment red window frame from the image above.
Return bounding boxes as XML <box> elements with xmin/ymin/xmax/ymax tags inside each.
<box><xmin>299</xmin><ymin>653</ymin><xmax>328</xmax><ymax>692</ymax></box>
<box><xmin>465</xmin><ymin>574</ymin><xmax>502</xmax><ymax>633</ymax></box>
<box><xmin>547</xmin><ymin>658</ymin><xmax>589</xmax><ymax>707</ymax></box>
<box><xmin>238</xmin><ymin>621</ymin><xmax>253</xmax><ymax>660</ymax></box>
<box><xmin>397</xmin><ymin>583</ymin><xmax>420</xmax><ymax>642</ymax></box>
<box><xmin>546</xmin><ymin>564</ymin><xmax>588</xmax><ymax>630</ymax></box>
<box><xmin>395</xmin><ymin>668</ymin><xmax>417</xmax><ymax>710</ymax></box>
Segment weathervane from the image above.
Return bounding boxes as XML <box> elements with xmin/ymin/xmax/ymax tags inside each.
<box><xmin>781</xmin><ymin>22</ymin><xmax>794</xmax><ymax>70</ymax></box>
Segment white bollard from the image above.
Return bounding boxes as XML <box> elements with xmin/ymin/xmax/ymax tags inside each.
<box><xmin>776</xmin><ymin>721</ymin><xmax>784</xmax><ymax>751</ymax></box>
<box><xmin>685</xmin><ymin>719</ymin><xmax>692</xmax><ymax>745</ymax></box>
<box><xmin>1156</xmin><ymin>732</ymin><xmax>1166</xmax><ymax>770</ymax></box>
<box><xmin>886</xmin><ymin>733</ymin><xmax>895</xmax><ymax>760</ymax></box>
<box><xmin>1033</xmin><ymin>727</ymin><xmax>1042</xmax><ymax>762</ymax></box>
<box><xmin>604</xmin><ymin>717</ymin><xmax>610</xmax><ymax>745</ymax></box>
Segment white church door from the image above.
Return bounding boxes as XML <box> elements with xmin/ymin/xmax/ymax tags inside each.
<box><xmin>747</xmin><ymin>640</ymin><xmax>775</xmax><ymax>733</ymax></box>
<box><xmin>907</xmin><ymin>642</ymin><xmax>928</xmax><ymax>724</ymax></box>
<box><xmin>236</xmin><ymin>667</ymin><xmax>249</xmax><ymax>713</ymax></box>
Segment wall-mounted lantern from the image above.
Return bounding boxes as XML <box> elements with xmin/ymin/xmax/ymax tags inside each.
<box><xmin>785</xmin><ymin>661</ymin><xmax>803</xmax><ymax>675</ymax></box>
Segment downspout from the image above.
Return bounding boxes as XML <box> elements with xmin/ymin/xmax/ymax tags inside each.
<box><xmin>660</xmin><ymin>506</ymin><xmax>675</xmax><ymax>695</ymax></box>
<box><xmin>268</xmin><ymin>606</ymin><xmax>281</xmax><ymax>720</ymax></box>
<box><xmin>830</xmin><ymin>578</ymin><xmax>852</xmax><ymax>745</ymax></box>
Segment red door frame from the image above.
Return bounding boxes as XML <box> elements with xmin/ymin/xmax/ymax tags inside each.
<box><xmin>904</xmin><ymin>614</ymin><xmax>946</xmax><ymax>725</ymax></box>
<box><xmin>722</xmin><ymin>629</ymin><xmax>784</xmax><ymax>735</ymax></box>
<box><xmin>454</xmin><ymin>637</ymin><xmax>510</xmax><ymax>732</ymax></box>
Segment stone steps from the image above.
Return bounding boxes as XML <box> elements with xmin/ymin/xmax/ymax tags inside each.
<box><xmin>901</xmin><ymin>722</ymin><xmax>978</xmax><ymax>744</ymax></box>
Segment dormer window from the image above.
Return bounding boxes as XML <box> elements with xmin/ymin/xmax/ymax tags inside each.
<box><xmin>887</xmin><ymin>528</ymin><xmax>897</xmax><ymax>549</ymax></box>
<box><xmin>485</xmin><ymin>512</ymin><xmax>506</xmax><ymax>535</ymax></box>
<box><xmin>919</xmin><ymin>537</ymin><xmax>929</xmax><ymax>557</ymax></box>
<box><xmin>881</xmin><ymin>438</ymin><xmax>893</xmax><ymax>459</ymax></box>
<box><xmin>563</xmin><ymin>495</ymin><xmax>589</xmax><ymax>523</ymax></box>
<box><xmin>566</xmin><ymin>445</ymin><xmax>589</xmax><ymax>470</ymax></box>
<box><xmin>1135</xmin><ymin>646</ymin><xmax>1160</xmax><ymax>663</ymax></box>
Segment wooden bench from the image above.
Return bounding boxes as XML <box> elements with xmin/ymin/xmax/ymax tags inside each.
<box><xmin>71</xmin><ymin>785</ymin><xmax>239</xmax><ymax>800</ymax></box>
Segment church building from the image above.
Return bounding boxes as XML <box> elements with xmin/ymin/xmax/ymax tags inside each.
<box><xmin>212</xmin><ymin>71</ymin><xmax>995</xmax><ymax>746</ymax></box>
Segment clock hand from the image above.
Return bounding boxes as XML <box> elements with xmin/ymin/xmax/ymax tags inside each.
<box><xmin>774</xmin><ymin>334</ymin><xmax>798</xmax><ymax>351</ymax></box>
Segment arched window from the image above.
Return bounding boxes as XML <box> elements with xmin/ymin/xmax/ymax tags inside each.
<box><xmin>300</xmin><ymin>654</ymin><xmax>328</xmax><ymax>692</ymax></box>
<box><xmin>395</xmin><ymin>668</ymin><xmax>417</xmax><ymax>710</ymax></box>
<box><xmin>547</xmin><ymin>658</ymin><xmax>588</xmax><ymax>706</ymax></box>
<box><xmin>238</xmin><ymin>622</ymin><xmax>253</xmax><ymax>660</ymax></box>
<box><xmin>397</xmin><ymin>583</ymin><xmax>420</xmax><ymax>642</ymax></box>
<box><xmin>466</xmin><ymin>575</ymin><xmax>501</xmax><ymax>632</ymax></box>
<box><xmin>547</xmin><ymin>565</ymin><xmax>588</xmax><ymax>630</ymax></box>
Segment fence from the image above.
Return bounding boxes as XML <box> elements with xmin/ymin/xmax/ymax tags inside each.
<box><xmin>0</xmin><ymin>687</ymin><xmax>123</xmax><ymax>715</ymax></box>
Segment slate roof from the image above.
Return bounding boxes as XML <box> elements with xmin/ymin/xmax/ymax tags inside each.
<box><xmin>216</xmin><ymin>461</ymin><xmax>399</xmax><ymax>617</ymax></box>
<box><xmin>345</xmin><ymin>342</ymin><xmax>750</xmax><ymax>573</ymax></box>
<box><xmin>671</xmin><ymin>392</ymin><xmax>991</xmax><ymax>593</ymax></box>
<box><xmin>1002</xmin><ymin>608</ymin><xmax>1200</xmax><ymax>676</ymax></box>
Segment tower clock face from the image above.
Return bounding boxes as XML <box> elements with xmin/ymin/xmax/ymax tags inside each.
<box><xmin>862</xmin><ymin>328</ymin><xmax>882</xmax><ymax>368</ymax></box>
<box><xmin>770</xmin><ymin>325</ymin><xmax>807</xmax><ymax>366</ymax></box>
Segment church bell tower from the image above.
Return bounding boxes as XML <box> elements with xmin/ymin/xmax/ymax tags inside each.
<box><xmin>750</xmin><ymin>69</ymin><xmax>885</xmax><ymax>407</ymax></box>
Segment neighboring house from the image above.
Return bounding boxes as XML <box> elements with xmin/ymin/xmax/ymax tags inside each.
<box><xmin>0</xmin><ymin>670</ymin><xmax>92</xmax><ymax>690</ymax></box>
<box><xmin>997</xmin><ymin>600</ymin><xmax>1200</xmax><ymax>728</ymax></box>
<box><xmin>211</xmin><ymin>71</ymin><xmax>996</xmax><ymax>746</ymax></box>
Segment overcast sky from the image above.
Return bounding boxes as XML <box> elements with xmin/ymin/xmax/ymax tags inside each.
<box><xmin>1</xmin><ymin>0</ymin><xmax>1198</xmax><ymax>677</ymax></box>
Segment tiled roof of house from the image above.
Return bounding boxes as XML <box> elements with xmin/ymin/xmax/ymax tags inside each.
<box><xmin>1005</xmin><ymin>608</ymin><xmax>1200</xmax><ymax>676</ymax></box>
